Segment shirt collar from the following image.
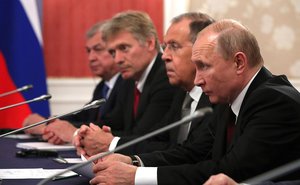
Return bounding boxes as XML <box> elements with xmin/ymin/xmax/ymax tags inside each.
<box><xmin>104</xmin><ymin>73</ymin><xmax>120</xmax><ymax>89</ymax></box>
<box><xmin>136</xmin><ymin>54</ymin><xmax>157</xmax><ymax>93</ymax></box>
<box><xmin>104</xmin><ymin>73</ymin><xmax>121</xmax><ymax>97</ymax></box>
<box><xmin>189</xmin><ymin>86</ymin><xmax>203</xmax><ymax>103</ymax></box>
<box><xmin>231</xmin><ymin>68</ymin><xmax>261</xmax><ymax>117</ymax></box>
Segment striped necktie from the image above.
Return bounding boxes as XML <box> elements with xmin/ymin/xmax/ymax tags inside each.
<box><xmin>177</xmin><ymin>93</ymin><xmax>193</xmax><ymax>144</ymax></box>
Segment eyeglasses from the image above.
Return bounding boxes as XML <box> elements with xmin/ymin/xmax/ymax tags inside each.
<box><xmin>161</xmin><ymin>42</ymin><xmax>192</xmax><ymax>54</ymax></box>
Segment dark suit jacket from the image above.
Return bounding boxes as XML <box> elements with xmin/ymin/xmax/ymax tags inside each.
<box><xmin>61</xmin><ymin>75</ymin><xmax>123</xmax><ymax>129</ymax></box>
<box><xmin>139</xmin><ymin>67</ymin><xmax>300</xmax><ymax>184</ymax></box>
<box><xmin>104</xmin><ymin>53</ymin><xmax>178</xmax><ymax>140</ymax></box>
<box><xmin>258</xmin><ymin>181</ymin><xmax>300</xmax><ymax>185</ymax></box>
<box><xmin>118</xmin><ymin>89</ymin><xmax>213</xmax><ymax>155</ymax></box>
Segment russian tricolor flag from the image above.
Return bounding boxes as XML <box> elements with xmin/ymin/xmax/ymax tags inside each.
<box><xmin>0</xmin><ymin>0</ymin><xmax>50</xmax><ymax>129</ymax></box>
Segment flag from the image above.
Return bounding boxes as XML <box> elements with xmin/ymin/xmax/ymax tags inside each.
<box><xmin>0</xmin><ymin>0</ymin><xmax>50</xmax><ymax>129</ymax></box>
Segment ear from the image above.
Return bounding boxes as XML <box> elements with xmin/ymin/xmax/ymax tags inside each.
<box><xmin>145</xmin><ymin>36</ymin><xmax>156</xmax><ymax>51</ymax></box>
<box><xmin>233</xmin><ymin>52</ymin><xmax>247</xmax><ymax>75</ymax></box>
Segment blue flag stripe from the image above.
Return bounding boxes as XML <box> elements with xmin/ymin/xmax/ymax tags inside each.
<box><xmin>0</xmin><ymin>0</ymin><xmax>50</xmax><ymax>117</ymax></box>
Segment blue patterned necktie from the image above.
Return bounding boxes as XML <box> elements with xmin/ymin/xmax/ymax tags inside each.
<box><xmin>98</xmin><ymin>83</ymin><xmax>109</xmax><ymax>119</ymax></box>
<box><xmin>101</xmin><ymin>83</ymin><xmax>109</xmax><ymax>99</ymax></box>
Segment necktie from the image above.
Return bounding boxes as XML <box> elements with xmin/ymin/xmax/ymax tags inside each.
<box><xmin>133</xmin><ymin>86</ymin><xmax>141</xmax><ymax>117</ymax></box>
<box><xmin>101</xmin><ymin>83</ymin><xmax>110</xmax><ymax>99</ymax></box>
<box><xmin>98</xmin><ymin>84</ymin><xmax>109</xmax><ymax>120</ymax></box>
<box><xmin>226</xmin><ymin>106</ymin><xmax>236</xmax><ymax>145</ymax></box>
<box><xmin>177</xmin><ymin>93</ymin><xmax>194</xmax><ymax>144</ymax></box>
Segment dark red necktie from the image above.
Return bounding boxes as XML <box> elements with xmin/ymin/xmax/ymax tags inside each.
<box><xmin>227</xmin><ymin>106</ymin><xmax>236</xmax><ymax>145</ymax></box>
<box><xmin>133</xmin><ymin>86</ymin><xmax>140</xmax><ymax>117</ymax></box>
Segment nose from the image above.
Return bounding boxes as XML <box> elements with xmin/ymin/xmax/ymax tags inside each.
<box><xmin>88</xmin><ymin>50</ymin><xmax>97</xmax><ymax>62</ymax></box>
<box><xmin>162</xmin><ymin>47</ymin><xmax>172</xmax><ymax>63</ymax></box>
<box><xmin>194</xmin><ymin>71</ymin><xmax>205</xmax><ymax>87</ymax></box>
<box><xmin>114</xmin><ymin>51</ymin><xmax>124</xmax><ymax>65</ymax></box>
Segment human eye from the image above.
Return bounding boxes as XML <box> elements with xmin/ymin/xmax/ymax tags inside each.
<box><xmin>94</xmin><ymin>46</ymin><xmax>105</xmax><ymax>53</ymax></box>
<box><xmin>118</xmin><ymin>44</ymin><xmax>130</xmax><ymax>52</ymax></box>
<box><xmin>196</xmin><ymin>61</ymin><xmax>210</xmax><ymax>71</ymax></box>
<box><xmin>108</xmin><ymin>49</ymin><xmax>116</xmax><ymax>58</ymax></box>
<box><xmin>86</xmin><ymin>48</ymin><xmax>91</xmax><ymax>54</ymax></box>
<box><xmin>169</xmin><ymin>42</ymin><xmax>181</xmax><ymax>51</ymax></box>
<box><xmin>161</xmin><ymin>43</ymin><xmax>166</xmax><ymax>51</ymax></box>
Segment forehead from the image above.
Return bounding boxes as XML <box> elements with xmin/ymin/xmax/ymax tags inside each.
<box><xmin>107</xmin><ymin>31</ymin><xmax>136</xmax><ymax>46</ymax></box>
<box><xmin>164</xmin><ymin>19</ymin><xmax>191</xmax><ymax>42</ymax></box>
<box><xmin>192</xmin><ymin>32</ymin><xmax>218</xmax><ymax>61</ymax></box>
<box><xmin>87</xmin><ymin>32</ymin><xmax>103</xmax><ymax>43</ymax></box>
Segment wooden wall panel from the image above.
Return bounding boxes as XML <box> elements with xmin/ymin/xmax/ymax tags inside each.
<box><xmin>43</xmin><ymin>0</ymin><xmax>163</xmax><ymax>77</ymax></box>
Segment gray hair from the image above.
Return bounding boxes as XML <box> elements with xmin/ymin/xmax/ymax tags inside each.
<box><xmin>171</xmin><ymin>12</ymin><xmax>215</xmax><ymax>43</ymax></box>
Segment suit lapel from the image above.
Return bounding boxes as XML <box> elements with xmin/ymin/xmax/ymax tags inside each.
<box><xmin>123</xmin><ymin>80</ymin><xmax>136</xmax><ymax>131</ymax></box>
<box><xmin>212</xmin><ymin>105</ymin><xmax>229</xmax><ymax>159</ymax></box>
<box><xmin>135</xmin><ymin>53</ymin><xmax>162</xmax><ymax>119</ymax></box>
<box><xmin>171</xmin><ymin>91</ymin><xmax>189</xmax><ymax>141</ymax></box>
<box><xmin>189</xmin><ymin>94</ymin><xmax>212</xmax><ymax>132</ymax></box>
<box><xmin>227</xmin><ymin>67</ymin><xmax>273</xmax><ymax>150</ymax></box>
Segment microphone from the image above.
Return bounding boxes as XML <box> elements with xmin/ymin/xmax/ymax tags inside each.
<box><xmin>0</xmin><ymin>99</ymin><xmax>106</xmax><ymax>138</ymax></box>
<box><xmin>243</xmin><ymin>158</ymin><xmax>300</xmax><ymax>184</ymax></box>
<box><xmin>37</xmin><ymin>107</ymin><xmax>213</xmax><ymax>185</ymax></box>
<box><xmin>0</xmin><ymin>94</ymin><xmax>51</xmax><ymax>111</ymax></box>
<box><xmin>0</xmin><ymin>84</ymin><xmax>33</xmax><ymax>98</ymax></box>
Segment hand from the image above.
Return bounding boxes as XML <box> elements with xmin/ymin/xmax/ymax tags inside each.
<box><xmin>80</xmin><ymin>123</ymin><xmax>114</xmax><ymax>156</ymax></box>
<box><xmin>74</xmin><ymin>124</ymin><xmax>90</xmax><ymax>156</ymax></box>
<box><xmin>42</xmin><ymin>131</ymin><xmax>65</xmax><ymax>145</ymax></box>
<box><xmin>90</xmin><ymin>160</ymin><xmax>136</xmax><ymax>185</ymax></box>
<box><xmin>102</xmin><ymin>125</ymin><xmax>112</xmax><ymax>133</ymax></box>
<box><xmin>43</xmin><ymin>120</ymin><xmax>77</xmax><ymax>143</ymax></box>
<box><xmin>102</xmin><ymin>153</ymin><xmax>132</xmax><ymax>165</ymax></box>
<box><xmin>22</xmin><ymin>113</ymin><xmax>46</xmax><ymax>135</ymax></box>
<box><xmin>204</xmin><ymin>173</ymin><xmax>238</xmax><ymax>185</ymax></box>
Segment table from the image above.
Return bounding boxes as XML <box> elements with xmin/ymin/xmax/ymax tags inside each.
<box><xmin>0</xmin><ymin>136</ymin><xmax>90</xmax><ymax>185</ymax></box>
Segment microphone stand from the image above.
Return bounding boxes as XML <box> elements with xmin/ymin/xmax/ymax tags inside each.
<box><xmin>0</xmin><ymin>84</ymin><xmax>33</xmax><ymax>98</ymax></box>
<box><xmin>37</xmin><ymin>107</ymin><xmax>213</xmax><ymax>185</ymax></box>
<box><xmin>0</xmin><ymin>99</ymin><xmax>106</xmax><ymax>138</ymax></box>
<box><xmin>243</xmin><ymin>158</ymin><xmax>300</xmax><ymax>184</ymax></box>
<box><xmin>0</xmin><ymin>94</ymin><xmax>51</xmax><ymax>111</ymax></box>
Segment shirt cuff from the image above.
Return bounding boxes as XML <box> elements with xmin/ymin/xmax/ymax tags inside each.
<box><xmin>135</xmin><ymin>167</ymin><xmax>157</xmax><ymax>185</ymax></box>
<box><xmin>73</xmin><ymin>129</ymin><xmax>79</xmax><ymax>137</ymax></box>
<box><xmin>108</xmin><ymin>136</ymin><xmax>120</xmax><ymax>151</ymax></box>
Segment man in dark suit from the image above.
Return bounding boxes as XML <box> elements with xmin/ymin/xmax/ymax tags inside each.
<box><xmin>89</xmin><ymin>19</ymin><xmax>300</xmax><ymax>185</ymax></box>
<box><xmin>115</xmin><ymin>12</ymin><xmax>215</xmax><ymax>155</ymax></box>
<box><xmin>74</xmin><ymin>11</ymin><xmax>178</xmax><ymax>156</ymax></box>
<box><xmin>22</xmin><ymin>21</ymin><xmax>123</xmax><ymax>144</ymax></box>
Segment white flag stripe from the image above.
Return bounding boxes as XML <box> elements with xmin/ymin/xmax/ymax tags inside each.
<box><xmin>20</xmin><ymin>0</ymin><xmax>43</xmax><ymax>46</ymax></box>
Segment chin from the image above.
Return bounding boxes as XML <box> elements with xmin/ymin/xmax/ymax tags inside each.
<box><xmin>208</xmin><ymin>96</ymin><xmax>219</xmax><ymax>104</ymax></box>
<box><xmin>168</xmin><ymin>79</ymin><xmax>179</xmax><ymax>86</ymax></box>
<box><xmin>121</xmin><ymin>73</ymin><xmax>132</xmax><ymax>80</ymax></box>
